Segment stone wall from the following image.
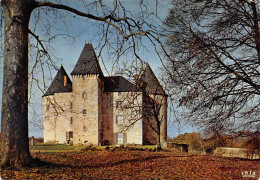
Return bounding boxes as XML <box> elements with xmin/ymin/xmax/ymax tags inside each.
<box><xmin>214</xmin><ymin>147</ymin><xmax>260</xmax><ymax>159</ymax></box>
<box><xmin>98</xmin><ymin>78</ymin><xmax>104</xmax><ymax>144</ymax></box>
<box><xmin>113</xmin><ymin>91</ymin><xmax>143</xmax><ymax>145</ymax></box>
<box><xmin>43</xmin><ymin>74</ymin><xmax>167</xmax><ymax>146</ymax></box>
<box><xmin>102</xmin><ymin>92</ymin><xmax>114</xmax><ymax>145</ymax></box>
<box><xmin>159</xmin><ymin>95</ymin><xmax>167</xmax><ymax>144</ymax></box>
<box><xmin>43</xmin><ymin>92</ymin><xmax>72</xmax><ymax>143</ymax></box>
<box><xmin>71</xmin><ymin>74</ymin><xmax>100</xmax><ymax>145</ymax></box>
<box><xmin>142</xmin><ymin>94</ymin><xmax>167</xmax><ymax>145</ymax></box>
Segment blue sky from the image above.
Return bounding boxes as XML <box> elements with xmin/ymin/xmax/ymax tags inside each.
<box><xmin>0</xmin><ymin>0</ymin><xmax>198</xmax><ymax>138</ymax></box>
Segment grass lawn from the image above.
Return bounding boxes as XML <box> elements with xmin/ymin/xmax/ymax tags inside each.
<box><xmin>30</xmin><ymin>144</ymin><xmax>89</xmax><ymax>152</ymax></box>
<box><xmin>29</xmin><ymin>144</ymin><xmax>157</xmax><ymax>152</ymax></box>
<box><xmin>0</xmin><ymin>147</ymin><xmax>259</xmax><ymax>179</ymax></box>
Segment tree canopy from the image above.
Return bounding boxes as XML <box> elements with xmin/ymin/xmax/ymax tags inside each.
<box><xmin>163</xmin><ymin>0</ymin><xmax>260</xmax><ymax>136</ymax></box>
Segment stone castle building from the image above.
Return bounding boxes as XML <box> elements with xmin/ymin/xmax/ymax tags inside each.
<box><xmin>43</xmin><ymin>44</ymin><xmax>167</xmax><ymax>145</ymax></box>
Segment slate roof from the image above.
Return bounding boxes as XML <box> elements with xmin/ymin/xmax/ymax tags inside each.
<box><xmin>43</xmin><ymin>45</ymin><xmax>166</xmax><ymax>96</ymax></box>
<box><xmin>139</xmin><ymin>64</ymin><xmax>166</xmax><ymax>95</ymax></box>
<box><xmin>43</xmin><ymin>65</ymin><xmax>72</xmax><ymax>96</ymax></box>
<box><xmin>104</xmin><ymin>76</ymin><xmax>141</xmax><ymax>92</ymax></box>
<box><xmin>70</xmin><ymin>44</ymin><xmax>104</xmax><ymax>76</ymax></box>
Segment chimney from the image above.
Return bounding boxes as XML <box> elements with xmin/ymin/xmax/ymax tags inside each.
<box><xmin>134</xmin><ymin>74</ymin><xmax>139</xmax><ymax>87</ymax></box>
<box><xmin>64</xmin><ymin>76</ymin><xmax>68</xmax><ymax>86</ymax></box>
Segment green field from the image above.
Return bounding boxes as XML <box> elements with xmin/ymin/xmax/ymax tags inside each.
<box><xmin>29</xmin><ymin>144</ymin><xmax>157</xmax><ymax>152</ymax></box>
<box><xmin>30</xmin><ymin>144</ymin><xmax>86</xmax><ymax>152</ymax></box>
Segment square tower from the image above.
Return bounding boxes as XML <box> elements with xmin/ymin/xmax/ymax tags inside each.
<box><xmin>70</xmin><ymin>44</ymin><xmax>104</xmax><ymax>145</ymax></box>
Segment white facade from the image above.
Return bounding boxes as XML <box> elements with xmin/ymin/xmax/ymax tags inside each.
<box><xmin>43</xmin><ymin>44</ymin><xmax>167</xmax><ymax>146</ymax></box>
<box><xmin>43</xmin><ymin>85</ymin><xmax>144</xmax><ymax>145</ymax></box>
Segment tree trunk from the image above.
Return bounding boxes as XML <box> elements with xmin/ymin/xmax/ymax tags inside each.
<box><xmin>0</xmin><ymin>0</ymin><xmax>36</xmax><ymax>167</ymax></box>
<box><xmin>250</xmin><ymin>1</ymin><xmax>260</xmax><ymax>61</ymax></box>
<box><xmin>157</xmin><ymin>121</ymin><xmax>161</xmax><ymax>150</ymax></box>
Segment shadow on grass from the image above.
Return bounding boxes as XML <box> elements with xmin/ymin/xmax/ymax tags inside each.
<box><xmin>93</xmin><ymin>154</ymin><xmax>169</xmax><ymax>168</ymax></box>
<box><xmin>36</xmin><ymin>153</ymin><xmax>170</xmax><ymax>170</ymax></box>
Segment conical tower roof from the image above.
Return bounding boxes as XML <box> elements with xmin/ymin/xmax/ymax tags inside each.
<box><xmin>43</xmin><ymin>65</ymin><xmax>72</xmax><ymax>96</ymax></box>
<box><xmin>70</xmin><ymin>44</ymin><xmax>103</xmax><ymax>76</ymax></box>
<box><xmin>139</xmin><ymin>64</ymin><xmax>166</xmax><ymax>95</ymax></box>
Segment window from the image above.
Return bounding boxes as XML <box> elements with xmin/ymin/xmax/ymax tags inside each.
<box><xmin>46</xmin><ymin>105</ymin><xmax>50</xmax><ymax>111</ymax></box>
<box><xmin>131</xmin><ymin>110</ymin><xmax>140</xmax><ymax>118</ymax></box>
<box><xmin>83</xmin><ymin>109</ymin><xmax>87</xmax><ymax>116</ymax></box>
<box><xmin>117</xmin><ymin>133</ymin><xmax>124</xmax><ymax>144</ymax></box>
<box><xmin>116</xmin><ymin>115</ymin><xmax>124</xmax><ymax>125</ymax></box>
<box><xmin>82</xmin><ymin>92</ymin><xmax>87</xmax><ymax>99</ymax></box>
<box><xmin>116</xmin><ymin>101</ymin><xmax>123</xmax><ymax>109</ymax></box>
<box><xmin>83</xmin><ymin>125</ymin><xmax>87</xmax><ymax>131</ymax></box>
<box><xmin>70</xmin><ymin>102</ymin><xmax>73</xmax><ymax>110</ymax></box>
<box><xmin>66</xmin><ymin>131</ymin><xmax>73</xmax><ymax>144</ymax></box>
<box><xmin>114</xmin><ymin>133</ymin><xmax>127</xmax><ymax>144</ymax></box>
<box><xmin>70</xmin><ymin>117</ymin><xmax>73</xmax><ymax>125</ymax></box>
<box><xmin>69</xmin><ymin>131</ymin><xmax>73</xmax><ymax>139</ymax></box>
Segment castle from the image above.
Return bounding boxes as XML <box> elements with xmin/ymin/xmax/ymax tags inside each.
<box><xmin>43</xmin><ymin>44</ymin><xmax>167</xmax><ymax>146</ymax></box>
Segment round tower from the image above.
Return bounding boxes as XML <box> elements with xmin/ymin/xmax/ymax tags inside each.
<box><xmin>160</xmin><ymin>95</ymin><xmax>168</xmax><ymax>145</ymax></box>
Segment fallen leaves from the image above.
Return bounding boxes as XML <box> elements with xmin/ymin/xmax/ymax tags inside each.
<box><xmin>0</xmin><ymin>149</ymin><xmax>259</xmax><ymax>179</ymax></box>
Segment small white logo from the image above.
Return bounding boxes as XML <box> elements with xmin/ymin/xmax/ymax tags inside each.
<box><xmin>241</xmin><ymin>170</ymin><xmax>258</xmax><ymax>178</ymax></box>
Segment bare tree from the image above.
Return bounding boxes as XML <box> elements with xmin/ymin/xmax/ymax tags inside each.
<box><xmin>117</xmin><ymin>62</ymin><xmax>167</xmax><ymax>149</ymax></box>
<box><xmin>162</xmin><ymin>0</ymin><xmax>260</xmax><ymax>137</ymax></box>
<box><xmin>242</xmin><ymin>132</ymin><xmax>260</xmax><ymax>159</ymax></box>
<box><xmin>0</xmin><ymin>0</ymin><xmax>165</xmax><ymax>167</ymax></box>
